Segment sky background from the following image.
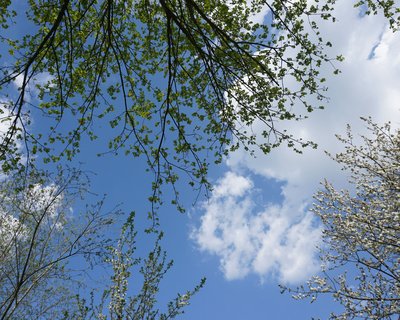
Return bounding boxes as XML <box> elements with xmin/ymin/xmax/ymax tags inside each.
<box><xmin>2</xmin><ymin>1</ymin><xmax>400</xmax><ymax>319</ymax></box>
<box><xmin>81</xmin><ymin>2</ymin><xmax>400</xmax><ymax>319</ymax></box>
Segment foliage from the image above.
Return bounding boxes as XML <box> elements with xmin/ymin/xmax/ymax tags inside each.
<box><xmin>1</xmin><ymin>1</ymin><xmax>399</xmax><ymax>215</ymax></box>
<box><xmin>0</xmin><ymin>0</ymin><xmax>338</xmax><ymax>213</ymax></box>
<box><xmin>354</xmin><ymin>0</ymin><xmax>400</xmax><ymax>30</ymax></box>
<box><xmin>65</xmin><ymin>212</ymin><xmax>205</xmax><ymax>320</ymax></box>
<box><xmin>281</xmin><ymin>118</ymin><xmax>400</xmax><ymax>319</ymax></box>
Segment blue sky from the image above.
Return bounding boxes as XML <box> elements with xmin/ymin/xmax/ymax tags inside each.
<box><xmin>2</xmin><ymin>1</ymin><xmax>400</xmax><ymax>319</ymax></box>
<box><xmin>67</xmin><ymin>3</ymin><xmax>399</xmax><ymax>317</ymax></box>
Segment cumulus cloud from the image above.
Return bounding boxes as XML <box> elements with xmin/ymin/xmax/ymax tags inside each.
<box><xmin>192</xmin><ymin>172</ymin><xmax>321</xmax><ymax>283</ymax></box>
<box><xmin>192</xmin><ymin>1</ymin><xmax>400</xmax><ymax>283</ymax></box>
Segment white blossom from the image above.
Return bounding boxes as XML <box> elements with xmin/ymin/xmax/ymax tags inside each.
<box><xmin>283</xmin><ymin>118</ymin><xmax>400</xmax><ymax>319</ymax></box>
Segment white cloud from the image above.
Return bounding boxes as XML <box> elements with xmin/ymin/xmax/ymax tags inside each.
<box><xmin>0</xmin><ymin>71</ymin><xmax>53</xmax><ymax>164</ymax></box>
<box><xmin>192</xmin><ymin>1</ymin><xmax>400</xmax><ymax>283</ymax></box>
<box><xmin>212</xmin><ymin>171</ymin><xmax>253</xmax><ymax>197</ymax></box>
<box><xmin>0</xmin><ymin>211</ymin><xmax>23</xmax><ymax>243</ymax></box>
<box><xmin>192</xmin><ymin>172</ymin><xmax>321</xmax><ymax>283</ymax></box>
<box><xmin>0</xmin><ymin>182</ymin><xmax>65</xmax><ymax>265</ymax></box>
<box><xmin>13</xmin><ymin>71</ymin><xmax>54</xmax><ymax>102</ymax></box>
<box><xmin>22</xmin><ymin>183</ymin><xmax>64</xmax><ymax>224</ymax></box>
<box><xmin>0</xmin><ymin>100</ymin><xmax>14</xmax><ymax>139</ymax></box>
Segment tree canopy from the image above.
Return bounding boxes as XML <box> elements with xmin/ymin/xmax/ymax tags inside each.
<box><xmin>0</xmin><ymin>1</ymin><xmax>338</xmax><ymax>207</ymax></box>
<box><xmin>1</xmin><ymin>1</ymin><xmax>399</xmax><ymax>213</ymax></box>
